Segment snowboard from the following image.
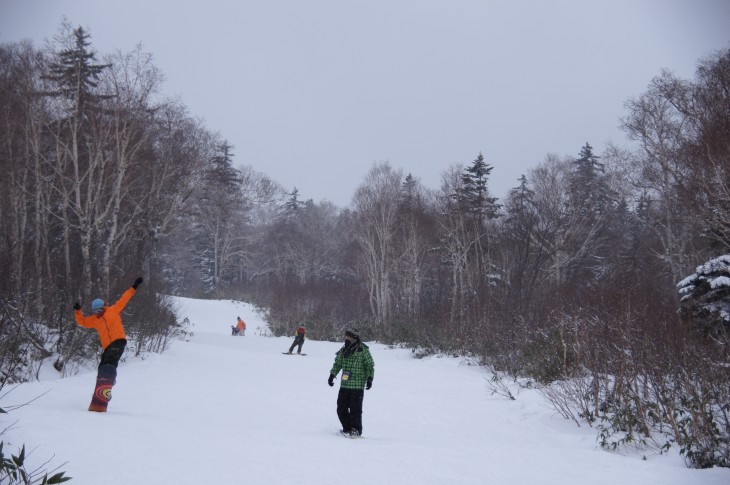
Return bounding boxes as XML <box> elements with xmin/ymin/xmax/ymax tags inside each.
<box><xmin>282</xmin><ymin>352</ymin><xmax>307</xmax><ymax>356</ymax></box>
<box><xmin>339</xmin><ymin>430</ymin><xmax>362</xmax><ymax>439</ymax></box>
<box><xmin>88</xmin><ymin>364</ymin><xmax>116</xmax><ymax>412</ymax></box>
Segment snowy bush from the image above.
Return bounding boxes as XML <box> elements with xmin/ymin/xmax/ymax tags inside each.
<box><xmin>1</xmin><ymin>393</ymin><xmax>71</xmax><ymax>483</ymax></box>
<box><xmin>0</xmin><ymin>441</ymin><xmax>71</xmax><ymax>484</ymax></box>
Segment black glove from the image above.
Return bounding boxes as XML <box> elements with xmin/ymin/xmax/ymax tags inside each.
<box><xmin>132</xmin><ymin>276</ymin><xmax>143</xmax><ymax>289</ymax></box>
<box><xmin>366</xmin><ymin>378</ymin><xmax>373</xmax><ymax>390</ymax></box>
<box><xmin>328</xmin><ymin>374</ymin><xmax>335</xmax><ymax>387</ymax></box>
<box><xmin>73</xmin><ymin>302</ymin><xmax>81</xmax><ymax>311</ymax></box>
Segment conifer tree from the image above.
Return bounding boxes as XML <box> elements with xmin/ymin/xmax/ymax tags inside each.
<box><xmin>568</xmin><ymin>143</ymin><xmax>610</xmax><ymax>216</ymax></box>
<box><xmin>45</xmin><ymin>24</ymin><xmax>110</xmax><ymax>119</ymax></box>
<box><xmin>283</xmin><ymin>187</ymin><xmax>305</xmax><ymax>217</ymax></box>
<box><xmin>459</xmin><ymin>152</ymin><xmax>501</xmax><ymax>221</ymax></box>
<box><xmin>192</xmin><ymin>141</ymin><xmax>246</xmax><ymax>293</ymax></box>
<box><xmin>42</xmin><ymin>23</ymin><xmax>112</xmax><ymax>302</ymax></box>
<box><xmin>459</xmin><ymin>153</ymin><xmax>501</xmax><ymax>278</ymax></box>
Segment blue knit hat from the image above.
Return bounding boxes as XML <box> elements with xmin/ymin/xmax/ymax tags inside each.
<box><xmin>91</xmin><ymin>298</ymin><xmax>105</xmax><ymax>311</ymax></box>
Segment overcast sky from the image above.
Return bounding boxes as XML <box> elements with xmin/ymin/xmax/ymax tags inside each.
<box><xmin>1</xmin><ymin>1</ymin><xmax>729</xmax><ymax>207</ymax></box>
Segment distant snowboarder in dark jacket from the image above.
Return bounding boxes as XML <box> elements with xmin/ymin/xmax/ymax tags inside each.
<box><xmin>74</xmin><ymin>276</ymin><xmax>143</xmax><ymax>412</ymax></box>
<box><xmin>328</xmin><ymin>328</ymin><xmax>375</xmax><ymax>438</ymax></box>
<box><xmin>286</xmin><ymin>324</ymin><xmax>306</xmax><ymax>354</ymax></box>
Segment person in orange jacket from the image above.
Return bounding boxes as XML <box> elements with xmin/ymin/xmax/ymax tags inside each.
<box><xmin>74</xmin><ymin>276</ymin><xmax>143</xmax><ymax>412</ymax></box>
<box><xmin>237</xmin><ymin>316</ymin><xmax>246</xmax><ymax>336</ymax></box>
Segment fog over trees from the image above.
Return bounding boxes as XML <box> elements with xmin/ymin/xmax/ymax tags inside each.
<box><xmin>1</xmin><ymin>23</ymin><xmax>728</xmax><ymax>468</ymax></box>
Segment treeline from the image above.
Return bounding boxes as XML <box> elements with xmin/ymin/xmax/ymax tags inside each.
<box><xmin>238</xmin><ymin>47</ymin><xmax>729</xmax><ymax>468</ymax></box>
<box><xmin>0</xmin><ymin>23</ymin><xmax>728</xmax><ymax>468</ymax></box>
<box><xmin>0</xmin><ymin>22</ymin><xmax>282</xmax><ymax>381</ymax></box>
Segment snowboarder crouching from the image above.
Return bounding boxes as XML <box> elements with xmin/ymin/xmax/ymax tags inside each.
<box><xmin>74</xmin><ymin>276</ymin><xmax>143</xmax><ymax>412</ymax></box>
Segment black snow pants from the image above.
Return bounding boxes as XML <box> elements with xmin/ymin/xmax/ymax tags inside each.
<box><xmin>99</xmin><ymin>339</ymin><xmax>127</xmax><ymax>369</ymax></box>
<box><xmin>288</xmin><ymin>336</ymin><xmax>304</xmax><ymax>353</ymax></box>
<box><xmin>337</xmin><ymin>388</ymin><xmax>365</xmax><ymax>434</ymax></box>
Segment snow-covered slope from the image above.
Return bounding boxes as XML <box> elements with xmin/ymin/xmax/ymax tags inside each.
<box><xmin>4</xmin><ymin>297</ymin><xmax>728</xmax><ymax>484</ymax></box>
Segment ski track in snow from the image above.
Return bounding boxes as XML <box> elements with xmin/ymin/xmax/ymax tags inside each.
<box><xmin>3</xmin><ymin>297</ymin><xmax>729</xmax><ymax>484</ymax></box>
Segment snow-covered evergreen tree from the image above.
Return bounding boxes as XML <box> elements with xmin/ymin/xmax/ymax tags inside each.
<box><xmin>678</xmin><ymin>254</ymin><xmax>730</xmax><ymax>332</ymax></box>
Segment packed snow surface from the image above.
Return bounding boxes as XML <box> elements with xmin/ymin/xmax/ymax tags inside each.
<box><xmin>4</xmin><ymin>297</ymin><xmax>729</xmax><ymax>484</ymax></box>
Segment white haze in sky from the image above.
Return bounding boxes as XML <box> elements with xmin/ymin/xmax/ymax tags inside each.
<box><xmin>1</xmin><ymin>0</ymin><xmax>729</xmax><ymax>207</ymax></box>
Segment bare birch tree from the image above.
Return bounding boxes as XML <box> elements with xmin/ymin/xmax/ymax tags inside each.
<box><xmin>396</xmin><ymin>174</ymin><xmax>434</xmax><ymax>325</ymax></box>
<box><xmin>352</xmin><ymin>162</ymin><xmax>403</xmax><ymax>326</ymax></box>
<box><xmin>621</xmin><ymin>74</ymin><xmax>698</xmax><ymax>282</ymax></box>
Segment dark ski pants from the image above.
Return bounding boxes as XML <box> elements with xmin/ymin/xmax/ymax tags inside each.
<box><xmin>99</xmin><ymin>339</ymin><xmax>127</xmax><ymax>370</ymax></box>
<box><xmin>289</xmin><ymin>337</ymin><xmax>304</xmax><ymax>354</ymax></box>
<box><xmin>337</xmin><ymin>388</ymin><xmax>365</xmax><ymax>434</ymax></box>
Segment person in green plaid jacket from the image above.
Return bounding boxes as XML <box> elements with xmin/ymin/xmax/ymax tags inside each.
<box><xmin>328</xmin><ymin>328</ymin><xmax>374</xmax><ymax>438</ymax></box>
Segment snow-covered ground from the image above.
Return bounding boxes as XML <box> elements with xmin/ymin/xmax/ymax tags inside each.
<box><xmin>3</xmin><ymin>297</ymin><xmax>729</xmax><ymax>484</ymax></box>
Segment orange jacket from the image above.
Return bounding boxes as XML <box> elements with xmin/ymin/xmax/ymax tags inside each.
<box><xmin>237</xmin><ymin>318</ymin><xmax>246</xmax><ymax>331</ymax></box>
<box><xmin>75</xmin><ymin>287</ymin><xmax>136</xmax><ymax>350</ymax></box>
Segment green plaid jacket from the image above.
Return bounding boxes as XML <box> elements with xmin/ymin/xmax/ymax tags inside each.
<box><xmin>330</xmin><ymin>342</ymin><xmax>375</xmax><ymax>390</ymax></box>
